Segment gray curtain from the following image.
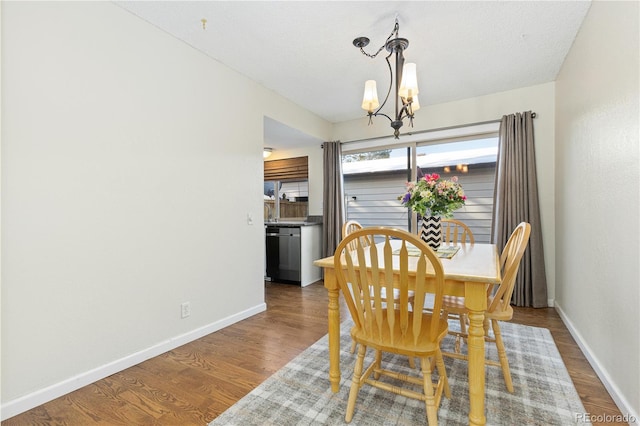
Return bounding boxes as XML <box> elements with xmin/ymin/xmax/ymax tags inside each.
<box><xmin>322</xmin><ymin>141</ymin><xmax>345</xmax><ymax>257</ymax></box>
<box><xmin>492</xmin><ymin>111</ymin><xmax>548</xmax><ymax>307</ymax></box>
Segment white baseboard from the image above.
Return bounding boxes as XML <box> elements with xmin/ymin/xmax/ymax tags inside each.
<box><xmin>554</xmin><ymin>302</ymin><xmax>639</xmax><ymax>424</ymax></box>
<box><xmin>1</xmin><ymin>303</ymin><xmax>267</xmax><ymax>421</ymax></box>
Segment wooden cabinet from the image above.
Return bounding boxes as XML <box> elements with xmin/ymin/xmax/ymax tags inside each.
<box><xmin>265</xmin><ymin>223</ymin><xmax>322</xmax><ymax>287</ymax></box>
<box><xmin>263</xmin><ymin>200</ymin><xmax>308</xmax><ymax>220</ymax></box>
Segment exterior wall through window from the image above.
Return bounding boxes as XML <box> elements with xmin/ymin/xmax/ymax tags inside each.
<box><xmin>342</xmin><ymin>133</ymin><xmax>498</xmax><ymax>243</ymax></box>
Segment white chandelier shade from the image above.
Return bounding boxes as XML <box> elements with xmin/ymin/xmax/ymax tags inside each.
<box><xmin>411</xmin><ymin>94</ymin><xmax>421</xmax><ymax>112</ymax></box>
<box><xmin>398</xmin><ymin>63</ymin><xmax>419</xmax><ymax>100</ymax></box>
<box><xmin>361</xmin><ymin>80</ymin><xmax>380</xmax><ymax>113</ymax></box>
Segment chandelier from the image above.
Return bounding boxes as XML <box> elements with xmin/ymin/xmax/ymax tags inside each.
<box><xmin>353</xmin><ymin>17</ymin><xmax>420</xmax><ymax>139</ymax></box>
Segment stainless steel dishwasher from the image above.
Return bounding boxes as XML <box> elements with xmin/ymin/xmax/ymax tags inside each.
<box><xmin>265</xmin><ymin>225</ymin><xmax>301</xmax><ymax>284</ymax></box>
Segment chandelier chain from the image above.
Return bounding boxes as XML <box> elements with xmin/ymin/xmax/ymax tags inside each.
<box><xmin>358</xmin><ymin>20</ymin><xmax>399</xmax><ymax>59</ymax></box>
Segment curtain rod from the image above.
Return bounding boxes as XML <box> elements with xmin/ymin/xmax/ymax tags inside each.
<box><xmin>337</xmin><ymin>112</ymin><xmax>536</xmax><ymax>145</ymax></box>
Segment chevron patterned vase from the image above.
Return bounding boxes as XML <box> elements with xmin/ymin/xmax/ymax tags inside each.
<box><xmin>420</xmin><ymin>215</ymin><xmax>442</xmax><ymax>250</ymax></box>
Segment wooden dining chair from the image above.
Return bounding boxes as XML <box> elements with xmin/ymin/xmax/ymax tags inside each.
<box><xmin>342</xmin><ymin>220</ymin><xmax>410</xmax><ymax>359</ymax></box>
<box><xmin>343</xmin><ymin>220</ymin><xmax>372</xmax><ymax>354</ymax></box>
<box><xmin>334</xmin><ymin>227</ymin><xmax>450</xmax><ymax>424</ymax></box>
<box><xmin>343</xmin><ymin>220</ymin><xmax>365</xmax><ymax>355</ymax></box>
<box><xmin>441</xmin><ymin>218</ymin><xmax>475</xmax><ymax>245</ymax></box>
<box><xmin>439</xmin><ymin>219</ymin><xmax>475</xmax><ymax>336</ymax></box>
<box><xmin>342</xmin><ymin>220</ymin><xmax>372</xmax><ymax>252</ymax></box>
<box><xmin>441</xmin><ymin>222</ymin><xmax>531</xmax><ymax>393</ymax></box>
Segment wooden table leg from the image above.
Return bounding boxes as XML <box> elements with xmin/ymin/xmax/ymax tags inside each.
<box><xmin>324</xmin><ymin>269</ymin><xmax>341</xmax><ymax>393</ymax></box>
<box><xmin>465</xmin><ymin>282</ymin><xmax>487</xmax><ymax>426</ymax></box>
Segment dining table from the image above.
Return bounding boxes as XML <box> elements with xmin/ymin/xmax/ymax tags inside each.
<box><xmin>313</xmin><ymin>240</ymin><xmax>501</xmax><ymax>426</ymax></box>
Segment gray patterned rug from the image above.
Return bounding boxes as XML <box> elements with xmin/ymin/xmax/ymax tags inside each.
<box><xmin>209</xmin><ymin>319</ymin><xmax>588</xmax><ymax>425</ymax></box>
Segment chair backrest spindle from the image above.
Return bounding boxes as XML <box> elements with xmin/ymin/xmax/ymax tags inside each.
<box><xmin>441</xmin><ymin>218</ymin><xmax>475</xmax><ymax>245</ymax></box>
<box><xmin>488</xmin><ymin>222</ymin><xmax>531</xmax><ymax>313</ymax></box>
<box><xmin>334</xmin><ymin>227</ymin><xmax>446</xmax><ymax>348</ymax></box>
<box><xmin>342</xmin><ymin>220</ymin><xmax>373</xmax><ymax>252</ymax></box>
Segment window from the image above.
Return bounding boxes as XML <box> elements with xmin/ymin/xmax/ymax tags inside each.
<box><xmin>342</xmin><ymin>147</ymin><xmax>411</xmax><ymax>230</ymax></box>
<box><xmin>342</xmin><ymin>134</ymin><xmax>498</xmax><ymax>242</ymax></box>
<box><xmin>264</xmin><ymin>156</ymin><xmax>309</xmax><ymax>220</ymax></box>
<box><xmin>415</xmin><ymin>138</ymin><xmax>498</xmax><ymax>242</ymax></box>
<box><xmin>264</xmin><ymin>180</ymin><xmax>309</xmax><ymax>220</ymax></box>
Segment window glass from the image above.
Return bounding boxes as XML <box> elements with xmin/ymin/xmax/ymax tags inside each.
<box><xmin>264</xmin><ymin>180</ymin><xmax>309</xmax><ymax>220</ymax></box>
<box><xmin>342</xmin><ymin>135</ymin><xmax>498</xmax><ymax>242</ymax></box>
<box><xmin>342</xmin><ymin>147</ymin><xmax>411</xmax><ymax>230</ymax></box>
<box><xmin>415</xmin><ymin>138</ymin><xmax>498</xmax><ymax>243</ymax></box>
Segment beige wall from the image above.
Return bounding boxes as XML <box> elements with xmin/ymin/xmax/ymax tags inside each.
<box><xmin>0</xmin><ymin>2</ymin><xmax>330</xmax><ymax>417</ymax></box>
<box><xmin>4</xmin><ymin>0</ymin><xmax>638</xmax><ymax>420</ymax></box>
<box><xmin>333</xmin><ymin>83</ymin><xmax>557</xmax><ymax>305</ymax></box>
<box><xmin>555</xmin><ymin>1</ymin><xmax>639</xmax><ymax>418</ymax></box>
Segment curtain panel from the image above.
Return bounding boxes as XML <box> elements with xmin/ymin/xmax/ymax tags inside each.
<box><xmin>322</xmin><ymin>141</ymin><xmax>345</xmax><ymax>258</ymax></box>
<box><xmin>492</xmin><ymin>112</ymin><xmax>548</xmax><ymax>307</ymax></box>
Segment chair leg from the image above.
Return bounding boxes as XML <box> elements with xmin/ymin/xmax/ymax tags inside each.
<box><xmin>434</xmin><ymin>349</ymin><xmax>450</xmax><ymax>399</ymax></box>
<box><xmin>483</xmin><ymin>317</ymin><xmax>491</xmax><ymax>336</ymax></box>
<box><xmin>445</xmin><ymin>310</ymin><xmax>464</xmax><ymax>353</ymax></box>
<box><xmin>374</xmin><ymin>349</ymin><xmax>382</xmax><ymax>379</ymax></box>
<box><xmin>408</xmin><ymin>356</ymin><xmax>416</xmax><ymax>369</ymax></box>
<box><xmin>350</xmin><ymin>339</ymin><xmax>357</xmax><ymax>354</ymax></box>
<box><xmin>492</xmin><ymin>319</ymin><xmax>514</xmax><ymax>393</ymax></box>
<box><xmin>346</xmin><ymin>344</ymin><xmax>366</xmax><ymax>422</ymax></box>
<box><xmin>459</xmin><ymin>313</ymin><xmax>467</xmax><ymax>335</ymax></box>
<box><xmin>420</xmin><ymin>355</ymin><xmax>438</xmax><ymax>426</ymax></box>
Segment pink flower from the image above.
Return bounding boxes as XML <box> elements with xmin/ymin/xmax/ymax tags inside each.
<box><xmin>399</xmin><ymin>173</ymin><xmax>466</xmax><ymax>217</ymax></box>
<box><xmin>427</xmin><ymin>173</ymin><xmax>440</xmax><ymax>181</ymax></box>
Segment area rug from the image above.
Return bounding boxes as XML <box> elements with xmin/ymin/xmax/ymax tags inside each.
<box><xmin>209</xmin><ymin>320</ymin><xmax>588</xmax><ymax>425</ymax></box>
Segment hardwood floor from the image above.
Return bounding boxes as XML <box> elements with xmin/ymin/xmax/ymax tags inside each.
<box><xmin>3</xmin><ymin>281</ymin><xmax>623</xmax><ymax>425</ymax></box>
<box><xmin>510</xmin><ymin>307</ymin><xmax>625</xmax><ymax>425</ymax></box>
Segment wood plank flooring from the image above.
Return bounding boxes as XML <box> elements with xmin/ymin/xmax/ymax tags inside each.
<box><xmin>2</xmin><ymin>281</ymin><xmax>623</xmax><ymax>425</ymax></box>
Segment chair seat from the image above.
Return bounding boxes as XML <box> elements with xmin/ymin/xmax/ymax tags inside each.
<box><xmin>351</xmin><ymin>312</ymin><xmax>449</xmax><ymax>356</ymax></box>
<box><xmin>486</xmin><ymin>301</ymin><xmax>513</xmax><ymax>321</ymax></box>
<box><xmin>442</xmin><ymin>296</ymin><xmax>514</xmax><ymax>321</ymax></box>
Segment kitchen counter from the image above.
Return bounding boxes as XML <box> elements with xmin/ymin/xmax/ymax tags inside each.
<box><xmin>264</xmin><ymin>221</ymin><xmax>322</xmax><ymax>227</ymax></box>
<box><xmin>265</xmin><ymin>215</ymin><xmax>322</xmax><ymax>227</ymax></box>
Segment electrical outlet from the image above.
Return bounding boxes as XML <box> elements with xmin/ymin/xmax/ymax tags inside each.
<box><xmin>181</xmin><ymin>302</ymin><xmax>191</xmax><ymax>318</ymax></box>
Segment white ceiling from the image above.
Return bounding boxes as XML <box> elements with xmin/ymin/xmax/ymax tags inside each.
<box><xmin>115</xmin><ymin>1</ymin><xmax>591</xmax><ymax>149</ymax></box>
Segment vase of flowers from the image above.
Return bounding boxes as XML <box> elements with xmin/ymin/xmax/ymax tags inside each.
<box><xmin>399</xmin><ymin>173</ymin><xmax>467</xmax><ymax>249</ymax></box>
